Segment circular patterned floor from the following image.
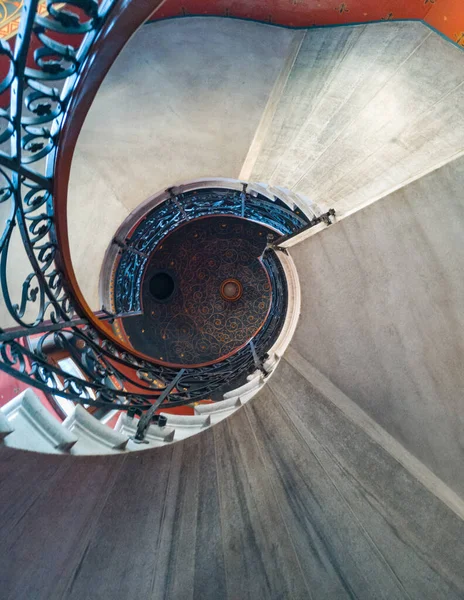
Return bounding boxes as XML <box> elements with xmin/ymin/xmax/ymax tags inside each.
<box><xmin>118</xmin><ymin>216</ymin><xmax>274</xmax><ymax>365</ymax></box>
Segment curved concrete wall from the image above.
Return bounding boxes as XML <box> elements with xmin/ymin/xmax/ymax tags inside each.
<box><xmin>1</xmin><ymin>357</ymin><xmax>463</xmax><ymax>599</ymax></box>
<box><xmin>68</xmin><ymin>18</ymin><xmax>464</xmax><ymax>310</ymax></box>
<box><xmin>68</xmin><ymin>18</ymin><xmax>296</xmax><ymax>309</ymax></box>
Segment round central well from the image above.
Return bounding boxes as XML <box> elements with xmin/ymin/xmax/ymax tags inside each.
<box><xmin>220</xmin><ymin>278</ymin><xmax>243</xmax><ymax>302</ymax></box>
<box><xmin>119</xmin><ymin>216</ymin><xmax>273</xmax><ymax>365</ymax></box>
<box><xmin>149</xmin><ymin>271</ymin><xmax>175</xmax><ymax>302</ymax></box>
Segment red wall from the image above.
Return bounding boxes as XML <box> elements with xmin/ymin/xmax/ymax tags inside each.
<box><xmin>150</xmin><ymin>0</ymin><xmax>464</xmax><ymax>47</ymax></box>
<box><xmin>425</xmin><ymin>0</ymin><xmax>464</xmax><ymax>47</ymax></box>
<box><xmin>0</xmin><ymin>0</ymin><xmax>461</xmax><ymax>104</ymax></box>
<box><xmin>153</xmin><ymin>0</ymin><xmax>432</xmax><ymax>27</ymax></box>
<box><xmin>0</xmin><ymin>366</ymin><xmax>62</xmax><ymax>419</ymax></box>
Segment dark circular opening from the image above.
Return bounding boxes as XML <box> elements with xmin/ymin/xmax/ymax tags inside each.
<box><xmin>149</xmin><ymin>271</ymin><xmax>175</xmax><ymax>303</ymax></box>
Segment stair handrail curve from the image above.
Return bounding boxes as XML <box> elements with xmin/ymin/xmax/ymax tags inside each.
<box><xmin>0</xmin><ymin>0</ymin><xmax>197</xmax><ymax>413</ymax></box>
<box><xmin>0</xmin><ymin>0</ymin><xmax>294</xmax><ymax>414</ymax></box>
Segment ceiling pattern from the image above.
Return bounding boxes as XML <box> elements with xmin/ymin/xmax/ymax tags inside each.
<box><xmin>119</xmin><ymin>217</ymin><xmax>273</xmax><ymax>366</ymax></box>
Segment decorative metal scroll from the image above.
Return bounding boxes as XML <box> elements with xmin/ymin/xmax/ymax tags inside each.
<box><xmin>0</xmin><ymin>0</ymin><xmax>180</xmax><ymax>410</ymax></box>
<box><xmin>114</xmin><ymin>187</ymin><xmax>306</xmax><ymax>314</ymax></box>
<box><xmin>0</xmin><ymin>0</ymin><xmax>291</xmax><ymax>413</ymax></box>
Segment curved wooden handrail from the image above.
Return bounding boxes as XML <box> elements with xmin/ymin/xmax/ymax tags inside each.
<box><xmin>53</xmin><ymin>0</ymin><xmax>178</xmax><ymax>367</ymax></box>
<box><xmin>53</xmin><ymin>0</ymin><xmax>284</xmax><ymax>371</ymax></box>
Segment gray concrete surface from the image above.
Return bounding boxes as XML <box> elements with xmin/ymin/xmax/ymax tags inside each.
<box><xmin>67</xmin><ymin>18</ymin><xmax>464</xmax><ymax>311</ymax></box>
<box><xmin>250</xmin><ymin>21</ymin><xmax>464</xmax><ymax>213</ymax></box>
<box><xmin>1</xmin><ymin>355</ymin><xmax>463</xmax><ymax>599</ymax></box>
<box><xmin>289</xmin><ymin>155</ymin><xmax>464</xmax><ymax>497</ymax></box>
<box><xmin>68</xmin><ymin>18</ymin><xmax>298</xmax><ymax>308</ymax></box>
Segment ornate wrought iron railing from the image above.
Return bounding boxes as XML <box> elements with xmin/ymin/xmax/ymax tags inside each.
<box><xmin>0</xmin><ymin>0</ymin><xmax>178</xmax><ymax>411</ymax></box>
<box><xmin>114</xmin><ymin>186</ymin><xmax>307</xmax><ymax>315</ymax></box>
<box><xmin>0</xmin><ymin>0</ymin><xmax>294</xmax><ymax>414</ymax></box>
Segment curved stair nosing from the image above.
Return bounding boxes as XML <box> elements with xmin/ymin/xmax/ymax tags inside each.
<box><xmin>1</xmin><ymin>389</ymin><xmax>78</xmax><ymax>452</ymax></box>
<box><xmin>224</xmin><ymin>372</ymin><xmax>263</xmax><ymax>400</ymax></box>
<box><xmin>159</xmin><ymin>413</ymin><xmax>210</xmax><ymax>428</ymax></box>
<box><xmin>159</xmin><ymin>412</ymin><xmax>212</xmax><ymax>441</ymax></box>
<box><xmin>260</xmin><ymin>183</ymin><xmax>322</xmax><ymax>220</ymax></box>
<box><xmin>0</xmin><ymin>410</ymin><xmax>13</xmax><ymax>440</ymax></box>
<box><xmin>195</xmin><ymin>396</ymin><xmax>242</xmax><ymax>415</ymax></box>
<box><xmin>267</xmin><ymin>249</ymin><xmax>301</xmax><ymax>360</ymax></box>
<box><xmin>63</xmin><ymin>405</ymin><xmax>128</xmax><ymax>453</ymax></box>
<box><xmin>115</xmin><ymin>412</ymin><xmax>175</xmax><ymax>443</ymax></box>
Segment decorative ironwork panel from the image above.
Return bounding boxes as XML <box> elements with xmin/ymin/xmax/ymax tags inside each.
<box><xmin>0</xmin><ymin>1</ymin><xmax>290</xmax><ymax>414</ymax></box>
<box><xmin>114</xmin><ymin>187</ymin><xmax>306</xmax><ymax>314</ymax></box>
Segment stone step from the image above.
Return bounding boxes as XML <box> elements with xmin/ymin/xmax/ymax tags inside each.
<box><xmin>1</xmin><ymin>389</ymin><xmax>78</xmax><ymax>453</ymax></box>
<box><xmin>63</xmin><ymin>405</ymin><xmax>129</xmax><ymax>455</ymax></box>
<box><xmin>115</xmin><ymin>412</ymin><xmax>175</xmax><ymax>450</ymax></box>
<box><xmin>194</xmin><ymin>397</ymin><xmax>243</xmax><ymax>424</ymax></box>
<box><xmin>159</xmin><ymin>413</ymin><xmax>211</xmax><ymax>441</ymax></box>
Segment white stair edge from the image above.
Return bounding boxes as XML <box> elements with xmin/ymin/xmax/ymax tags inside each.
<box><xmin>224</xmin><ymin>373</ymin><xmax>263</xmax><ymax>399</ymax></box>
<box><xmin>282</xmin><ymin>188</ymin><xmax>322</xmax><ymax>219</ymax></box>
<box><xmin>1</xmin><ymin>389</ymin><xmax>78</xmax><ymax>452</ymax></box>
<box><xmin>159</xmin><ymin>413</ymin><xmax>211</xmax><ymax>441</ymax></box>
<box><xmin>267</xmin><ymin>251</ymin><xmax>301</xmax><ymax>360</ymax></box>
<box><xmin>245</xmin><ymin>370</ymin><xmax>267</xmax><ymax>384</ymax></box>
<box><xmin>263</xmin><ymin>352</ymin><xmax>278</xmax><ymax>371</ymax></box>
<box><xmin>159</xmin><ymin>413</ymin><xmax>211</xmax><ymax>428</ymax></box>
<box><xmin>194</xmin><ymin>397</ymin><xmax>242</xmax><ymax>416</ymax></box>
<box><xmin>0</xmin><ymin>410</ymin><xmax>14</xmax><ymax>440</ymax></box>
<box><xmin>126</xmin><ymin>438</ymin><xmax>169</xmax><ymax>450</ymax></box>
<box><xmin>239</xmin><ymin>384</ymin><xmax>267</xmax><ymax>405</ymax></box>
<box><xmin>64</xmin><ymin>405</ymin><xmax>128</xmax><ymax>453</ymax></box>
<box><xmin>261</xmin><ymin>184</ymin><xmax>296</xmax><ymax>211</ymax></box>
<box><xmin>115</xmin><ymin>412</ymin><xmax>175</xmax><ymax>443</ymax></box>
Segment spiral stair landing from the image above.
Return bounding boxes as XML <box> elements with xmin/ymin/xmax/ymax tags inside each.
<box><xmin>1</xmin><ymin>353</ymin><xmax>464</xmax><ymax>600</ymax></box>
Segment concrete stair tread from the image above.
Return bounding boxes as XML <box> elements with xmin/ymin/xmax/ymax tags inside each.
<box><xmin>64</xmin><ymin>405</ymin><xmax>128</xmax><ymax>455</ymax></box>
<box><xmin>0</xmin><ymin>410</ymin><xmax>14</xmax><ymax>440</ymax></box>
<box><xmin>115</xmin><ymin>413</ymin><xmax>175</xmax><ymax>444</ymax></box>
<box><xmin>1</xmin><ymin>389</ymin><xmax>78</xmax><ymax>453</ymax></box>
<box><xmin>159</xmin><ymin>412</ymin><xmax>211</xmax><ymax>441</ymax></box>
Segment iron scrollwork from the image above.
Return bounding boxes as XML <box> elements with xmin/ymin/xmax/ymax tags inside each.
<box><xmin>0</xmin><ymin>1</ymin><xmax>293</xmax><ymax>416</ymax></box>
<box><xmin>114</xmin><ymin>186</ymin><xmax>307</xmax><ymax>314</ymax></box>
<box><xmin>0</xmin><ymin>0</ymin><xmax>188</xmax><ymax>412</ymax></box>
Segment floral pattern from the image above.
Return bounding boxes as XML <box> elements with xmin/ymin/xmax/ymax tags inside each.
<box><xmin>0</xmin><ymin>0</ymin><xmax>46</xmax><ymax>40</ymax></box>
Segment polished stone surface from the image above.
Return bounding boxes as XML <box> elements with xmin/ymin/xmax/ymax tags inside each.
<box><xmin>117</xmin><ymin>217</ymin><xmax>272</xmax><ymax>365</ymax></box>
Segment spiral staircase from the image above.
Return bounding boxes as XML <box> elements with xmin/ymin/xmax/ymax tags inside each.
<box><xmin>1</xmin><ymin>2</ymin><xmax>464</xmax><ymax>599</ymax></box>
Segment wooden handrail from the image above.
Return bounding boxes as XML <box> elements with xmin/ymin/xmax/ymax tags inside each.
<box><xmin>52</xmin><ymin>0</ymin><xmax>278</xmax><ymax>370</ymax></box>
<box><xmin>52</xmin><ymin>0</ymin><xmax>178</xmax><ymax>367</ymax></box>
